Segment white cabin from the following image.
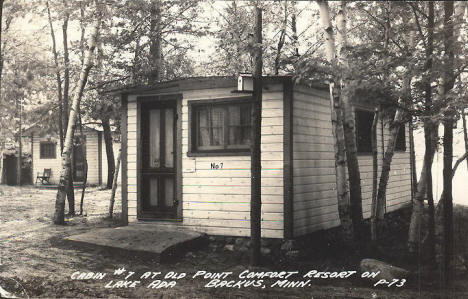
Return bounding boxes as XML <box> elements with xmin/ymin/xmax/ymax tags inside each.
<box><xmin>117</xmin><ymin>76</ymin><xmax>412</xmax><ymax>239</ymax></box>
<box><xmin>24</xmin><ymin>125</ymin><xmax>120</xmax><ymax>186</ymax></box>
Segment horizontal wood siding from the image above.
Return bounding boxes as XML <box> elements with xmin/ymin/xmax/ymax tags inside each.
<box><xmin>101</xmin><ymin>139</ymin><xmax>122</xmax><ymax>186</ymax></box>
<box><xmin>85</xmin><ymin>131</ymin><xmax>100</xmax><ymax>185</ymax></box>
<box><xmin>292</xmin><ymin>88</ymin><xmax>412</xmax><ymax>237</ymax></box>
<box><xmin>181</xmin><ymin>86</ymin><xmax>284</xmax><ymax>238</ymax></box>
<box><xmin>127</xmin><ymin>95</ymin><xmax>138</xmax><ymax>222</ymax></box>
<box><xmin>357</xmin><ymin>115</ymin><xmax>411</xmax><ymax>218</ymax></box>
<box><xmin>292</xmin><ymin>89</ymin><xmax>340</xmax><ymax>237</ymax></box>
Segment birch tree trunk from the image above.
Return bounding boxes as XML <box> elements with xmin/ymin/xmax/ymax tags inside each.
<box><xmin>62</xmin><ymin>0</ymin><xmax>70</xmax><ymax>131</ymax></box>
<box><xmin>337</xmin><ymin>1</ymin><xmax>364</xmax><ymax>242</ymax></box>
<box><xmin>250</xmin><ymin>4</ymin><xmax>263</xmax><ymax>266</ymax></box>
<box><xmin>53</xmin><ymin>0</ymin><xmax>103</xmax><ymax>224</ymax></box>
<box><xmin>408</xmin><ymin>1</ymin><xmax>436</xmax><ymax>254</ymax></box>
<box><xmin>317</xmin><ymin>0</ymin><xmax>354</xmax><ymax>243</ymax></box>
<box><xmin>46</xmin><ymin>0</ymin><xmax>64</xmax><ymax>153</ymax></box>
<box><xmin>109</xmin><ymin>149</ymin><xmax>121</xmax><ymax>218</ymax></box>
<box><xmin>61</xmin><ymin>0</ymin><xmax>75</xmax><ymax>214</ymax></box>
<box><xmin>408</xmin><ymin>135</ymin><xmax>437</xmax><ymax>252</ymax></box>
<box><xmin>375</xmin><ymin>100</ymin><xmax>405</xmax><ymax>220</ymax></box>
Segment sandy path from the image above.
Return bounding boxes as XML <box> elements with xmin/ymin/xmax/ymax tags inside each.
<box><xmin>0</xmin><ymin>185</ymin><xmax>465</xmax><ymax>298</ymax></box>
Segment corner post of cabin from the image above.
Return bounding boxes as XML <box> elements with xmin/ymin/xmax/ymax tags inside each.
<box><xmin>121</xmin><ymin>93</ymin><xmax>128</xmax><ymax>225</ymax></box>
<box><xmin>176</xmin><ymin>94</ymin><xmax>183</xmax><ymax>220</ymax></box>
<box><xmin>98</xmin><ymin>131</ymin><xmax>102</xmax><ymax>186</ymax></box>
<box><xmin>283</xmin><ymin>77</ymin><xmax>294</xmax><ymax>239</ymax></box>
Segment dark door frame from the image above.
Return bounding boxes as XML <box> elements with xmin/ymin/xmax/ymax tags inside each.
<box><xmin>138</xmin><ymin>98</ymin><xmax>180</xmax><ymax>220</ymax></box>
<box><xmin>73</xmin><ymin>135</ymin><xmax>86</xmax><ymax>182</ymax></box>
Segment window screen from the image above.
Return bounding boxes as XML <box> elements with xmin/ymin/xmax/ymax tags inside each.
<box><xmin>40</xmin><ymin>142</ymin><xmax>56</xmax><ymax>159</ymax></box>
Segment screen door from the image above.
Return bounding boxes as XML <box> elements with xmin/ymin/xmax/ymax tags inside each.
<box><xmin>140</xmin><ymin>102</ymin><xmax>177</xmax><ymax>219</ymax></box>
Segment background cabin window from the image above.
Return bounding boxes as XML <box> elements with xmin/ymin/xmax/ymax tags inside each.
<box><xmin>191</xmin><ymin>101</ymin><xmax>251</xmax><ymax>153</ymax></box>
<box><xmin>395</xmin><ymin>124</ymin><xmax>406</xmax><ymax>151</ymax></box>
<box><xmin>40</xmin><ymin>142</ymin><xmax>56</xmax><ymax>159</ymax></box>
<box><xmin>355</xmin><ymin>109</ymin><xmax>374</xmax><ymax>153</ymax></box>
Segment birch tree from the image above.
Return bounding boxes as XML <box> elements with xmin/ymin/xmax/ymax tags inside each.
<box><xmin>54</xmin><ymin>0</ymin><xmax>103</xmax><ymax>224</ymax></box>
<box><xmin>317</xmin><ymin>0</ymin><xmax>356</xmax><ymax>244</ymax></box>
<box><xmin>46</xmin><ymin>0</ymin><xmax>64</xmax><ymax>152</ymax></box>
<box><xmin>407</xmin><ymin>1</ymin><xmax>437</xmax><ymax>256</ymax></box>
<box><xmin>336</xmin><ymin>2</ymin><xmax>364</xmax><ymax>243</ymax></box>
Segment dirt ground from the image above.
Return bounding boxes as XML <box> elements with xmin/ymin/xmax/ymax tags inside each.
<box><xmin>1</xmin><ymin>185</ymin><xmax>467</xmax><ymax>298</ymax></box>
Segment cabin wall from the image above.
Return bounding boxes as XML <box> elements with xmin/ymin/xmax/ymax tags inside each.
<box><xmin>124</xmin><ymin>84</ymin><xmax>285</xmax><ymax>237</ymax></box>
<box><xmin>291</xmin><ymin>87</ymin><xmax>341</xmax><ymax>237</ymax></box>
<box><xmin>100</xmin><ymin>137</ymin><xmax>122</xmax><ymax>187</ymax></box>
<box><xmin>126</xmin><ymin>95</ymin><xmax>138</xmax><ymax>222</ymax></box>
<box><xmin>291</xmin><ymin>86</ymin><xmax>412</xmax><ymax>237</ymax></box>
<box><xmin>32</xmin><ymin>135</ymin><xmax>62</xmax><ymax>184</ymax></box>
<box><xmin>181</xmin><ymin>85</ymin><xmax>284</xmax><ymax>238</ymax></box>
<box><xmin>354</xmin><ymin>107</ymin><xmax>412</xmax><ymax>218</ymax></box>
<box><xmin>85</xmin><ymin>131</ymin><xmax>100</xmax><ymax>185</ymax></box>
<box><xmin>31</xmin><ymin>131</ymin><xmax>114</xmax><ymax>186</ymax></box>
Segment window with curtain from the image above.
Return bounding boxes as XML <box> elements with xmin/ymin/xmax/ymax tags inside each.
<box><xmin>191</xmin><ymin>101</ymin><xmax>252</xmax><ymax>153</ymax></box>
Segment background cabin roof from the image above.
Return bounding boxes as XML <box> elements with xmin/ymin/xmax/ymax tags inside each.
<box><xmin>23</xmin><ymin>122</ymin><xmax>101</xmax><ymax>136</ymax></box>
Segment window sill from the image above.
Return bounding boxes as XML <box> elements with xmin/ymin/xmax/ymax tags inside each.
<box><xmin>187</xmin><ymin>151</ymin><xmax>251</xmax><ymax>157</ymax></box>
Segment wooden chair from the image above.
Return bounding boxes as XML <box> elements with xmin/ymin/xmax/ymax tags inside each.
<box><xmin>36</xmin><ymin>168</ymin><xmax>52</xmax><ymax>185</ymax></box>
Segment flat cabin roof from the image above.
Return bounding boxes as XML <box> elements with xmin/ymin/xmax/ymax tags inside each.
<box><xmin>106</xmin><ymin>75</ymin><xmax>328</xmax><ymax>96</ymax></box>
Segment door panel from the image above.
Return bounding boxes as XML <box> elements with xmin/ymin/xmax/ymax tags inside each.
<box><xmin>149</xmin><ymin>109</ymin><xmax>161</xmax><ymax>168</ymax></box>
<box><xmin>141</xmin><ymin>102</ymin><xmax>177</xmax><ymax>219</ymax></box>
<box><xmin>163</xmin><ymin>177</ymin><xmax>174</xmax><ymax>207</ymax></box>
<box><xmin>164</xmin><ymin>108</ymin><xmax>174</xmax><ymax>168</ymax></box>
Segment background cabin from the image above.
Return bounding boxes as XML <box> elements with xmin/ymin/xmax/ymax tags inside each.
<box><xmin>117</xmin><ymin>75</ymin><xmax>412</xmax><ymax>239</ymax></box>
<box><xmin>23</xmin><ymin>125</ymin><xmax>121</xmax><ymax>186</ymax></box>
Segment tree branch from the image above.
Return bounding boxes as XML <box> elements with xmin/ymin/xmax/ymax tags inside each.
<box><xmin>410</xmin><ymin>3</ymin><xmax>427</xmax><ymax>49</ymax></box>
<box><xmin>452</xmin><ymin>151</ymin><xmax>468</xmax><ymax>178</ymax></box>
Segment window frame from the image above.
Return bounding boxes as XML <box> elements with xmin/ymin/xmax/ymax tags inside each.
<box><xmin>394</xmin><ymin>123</ymin><xmax>406</xmax><ymax>152</ymax></box>
<box><xmin>187</xmin><ymin>97</ymin><xmax>253</xmax><ymax>157</ymax></box>
<box><xmin>354</xmin><ymin>108</ymin><xmax>374</xmax><ymax>155</ymax></box>
<box><xmin>39</xmin><ymin>141</ymin><xmax>57</xmax><ymax>159</ymax></box>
